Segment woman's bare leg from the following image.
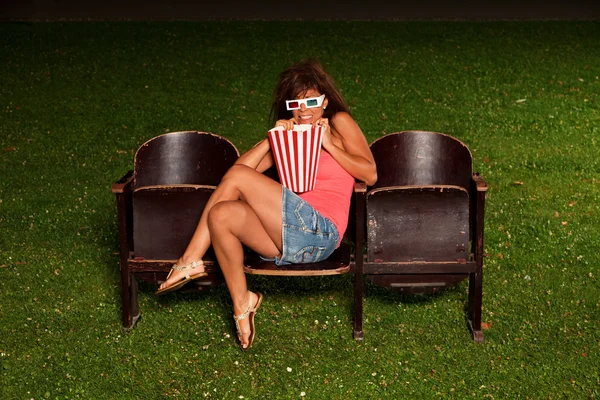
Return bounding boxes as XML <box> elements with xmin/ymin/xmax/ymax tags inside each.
<box><xmin>200</xmin><ymin>165</ymin><xmax>284</xmax><ymax>348</ymax></box>
<box><xmin>208</xmin><ymin>199</ymin><xmax>281</xmax><ymax>348</ymax></box>
<box><xmin>159</xmin><ymin>165</ymin><xmax>283</xmax><ymax>289</ymax></box>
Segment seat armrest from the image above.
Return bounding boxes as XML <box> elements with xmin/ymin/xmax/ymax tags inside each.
<box><xmin>354</xmin><ymin>181</ymin><xmax>367</xmax><ymax>193</ymax></box>
<box><xmin>112</xmin><ymin>170</ymin><xmax>134</xmax><ymax>194</ymax></box>
<box><xmin>353</xmin><ymin>181</ymin><xmax>367</xmax><ymax>265</ymax></box>
<box><xmin>472</xmin><ymin>173</ymin><xmax>488</xmax><ymax>192</ymax></box>
<box><xmin>113</xmin><ymin>170</ymin><xmax>135</xmax><ymax>258</ymax></box>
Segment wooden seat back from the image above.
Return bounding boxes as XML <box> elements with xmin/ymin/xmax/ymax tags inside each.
<box><xmin>369</xmin><ymin>130</ymin><xmax>472</xmax><ymax>190</ymax></box>
<box><xmin>132</xmin><ymin>132</ymin><xmax>239</xmax><ymax>259</ymax></box>
<box><xmin>367</xmin><ymin>131</ymin><xmax>473</xmax><ymax>263</ymax></box>
<box><xmin>134</xmin><ymin>131</ymin><xmax>239</xmax><ymax>188</ymax></box>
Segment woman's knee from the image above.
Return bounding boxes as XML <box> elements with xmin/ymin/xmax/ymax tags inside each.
<box><xmin>222</xmin><ymin>164</ymin><xmax>254</xmax><ymax>185</ymax></box>
<box><xmin>207</xmin><ymin>201</ymin><xmax>246</xmax><ymax>232</ymax></box>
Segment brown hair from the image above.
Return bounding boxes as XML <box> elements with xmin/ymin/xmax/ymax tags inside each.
<box><xmin>270</xmin><ymin>58</ymin><xmax>351</xmax><ymax>126</ymax></box>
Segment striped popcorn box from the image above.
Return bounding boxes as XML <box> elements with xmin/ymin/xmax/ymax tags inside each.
<box><xmin>267</xmin><ymin>124</ymin><xmax>323</xmax><ymax>193</ymax></box>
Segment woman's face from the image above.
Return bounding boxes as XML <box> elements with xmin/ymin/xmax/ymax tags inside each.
<box><xmin>291</xmin><ymin>88</ymin><xmax>329</xmax><ymax>124</ymax></box>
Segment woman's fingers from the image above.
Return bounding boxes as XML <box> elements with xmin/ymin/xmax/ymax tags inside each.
<box><xmin>317</xmin><ymin>118</ymin><xmax>330</xmax><ymax>134</ymax></box>
<box><xmin>315</xmin><ymin>118</ymin><xmax>329</xmax><ymax>133</ymax></box>
<box><xmin>316</xmin><ymin>118</ymin><xmax>332</xmax><ymax>148</ymax></box>
<box><xmin>274</xmin><ymin>118</ymin><xmax>296</xmax><ymax>130</ymax></box>
<box><xmin>316</xmin><ymin>117</ymin><xmax>329</xmax><ymax>127</ymax></box>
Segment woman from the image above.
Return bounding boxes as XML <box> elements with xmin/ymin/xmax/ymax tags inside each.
<box><xmin>156</xmin><ymin>58</ymin><xmax>377</xmax><ymax>350</ymax></box>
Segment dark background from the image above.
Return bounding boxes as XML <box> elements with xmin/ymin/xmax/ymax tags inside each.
<box><xmin>2</xmin><ymin>0</ymin><xmax>600</xmax><ymax>21</ymax></box>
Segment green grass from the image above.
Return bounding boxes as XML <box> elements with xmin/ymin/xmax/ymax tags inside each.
<box><xmin>1</xmin><ymin>21</ymin><xmax>599</xmax><ymax>399</ymax></box>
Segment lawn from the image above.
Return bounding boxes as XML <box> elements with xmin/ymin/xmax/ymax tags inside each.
<box><xmin>1</xmin><ymin>21</ymin><xmax>599</xmax><ymax>399</ymax></box>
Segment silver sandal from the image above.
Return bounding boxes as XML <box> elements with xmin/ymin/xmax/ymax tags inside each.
<box><xmin>155</xmin><ymin>260</ymin><xmax>207</xmax><ymax>296</ymax></box>
<box><xmin>233</xmin><ymin>292</ymin><xmax>264</xmax><ymax>351</ymax></box>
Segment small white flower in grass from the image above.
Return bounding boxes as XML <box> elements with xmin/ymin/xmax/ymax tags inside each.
<box><xmin>287</xmin><ymin>367</ymin><xmax>292</xmax><ymax>372</ymax></box>
<box><xmin>300</xmin><ymin>392</ymin><xmax>306</xmax><ymax>397</ymax></box>
<box><xmin>372</xmin><ymin>372</ymin><xmax>377</xmax><ymax>376</ymax></box>
<box><xmin>239</xmin><ymin>396</ymin><xmax>244</xmax><ymax>399</ymax></box>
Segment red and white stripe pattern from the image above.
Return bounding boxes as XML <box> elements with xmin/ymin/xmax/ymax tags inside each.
<box><xmin>268</xmin><ymin>125</ymin><xmax>323</xmax><ymax>193</ymax></box>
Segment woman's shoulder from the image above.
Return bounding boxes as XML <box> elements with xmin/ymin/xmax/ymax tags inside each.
<box><xmin>331</xmin><ymin>111</ymin><xmax>354</xmax><ymax>125</ymax></box>
<box><xmin>331</xmin><ymin>111</ymin><xmax>361</xmax><ymax>138</ymax></box>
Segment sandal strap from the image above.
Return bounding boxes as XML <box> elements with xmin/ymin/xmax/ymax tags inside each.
<box><xmin>233</xmin><ymin>292</ymin><xmax>255</xmax><ymax>323</ymax></box>
<box><xmin>171</xmin><ymin>260</ymin><xmax>204</xmax><ymax>272</ymax></box>
<box><xmin>233</xmin><ymin>293</ymin><xmax>254</xmax><ymax>337</ymax></box>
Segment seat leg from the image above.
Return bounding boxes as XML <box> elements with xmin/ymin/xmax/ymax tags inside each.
<box><xmin>121</xmin><ymin>269</ymin><xmax>141</xmax><ymax>331</ymax></box>
<box><xmin>468</xmin><ymin>270</ymin><xmax>484</xmax><ymax>343</ymax></box>
<box><xmin>121</xmin><ymin>269</ymin><xmax>132</xmax><ymax>329</ymax></box>
<box><xmin>130</xmin><ymin>275</ymin><xmax>141</xmax><ymax>327</ymax></box>
<box><xmin>353</xmin><ymin>264</ymin><xmax>364</xmax><ymax>340</ymax></box>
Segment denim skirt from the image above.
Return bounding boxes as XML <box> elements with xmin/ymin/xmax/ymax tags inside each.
<box><xmin>265</xmin><ymin>187</ymin><xmax>340</xmax><ymax>266</ymax></box>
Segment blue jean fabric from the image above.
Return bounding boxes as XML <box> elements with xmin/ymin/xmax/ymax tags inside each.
<box><xmin>263</xmin><ymin>187</ymin><xmax>340</xmax><ymax>266</ymax></box>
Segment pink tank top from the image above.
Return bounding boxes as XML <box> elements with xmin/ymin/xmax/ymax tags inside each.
<box><xmin>299</xmin><ymin>151</ymin><xmax>355</xmax><ymax>245</ymax></box>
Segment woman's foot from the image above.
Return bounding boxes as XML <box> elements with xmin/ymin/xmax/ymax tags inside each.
<box><xmin>233</xmin><ymin>291</ymin><xmax>263</xmax><ymax>350</ymax></box>
<box><xmin>155</xmin><ymin>259</ymin><xmax>207</xmax><ymax>296</ymax></box>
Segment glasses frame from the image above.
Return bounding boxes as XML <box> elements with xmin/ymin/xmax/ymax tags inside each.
<box><xmin>285</xmin><ymin>94</ymin><xmax>325</xmax><ymax>111</ymax></box>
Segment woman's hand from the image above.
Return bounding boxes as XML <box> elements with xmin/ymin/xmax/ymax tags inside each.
<box><xmin>274</xmin><ymin>118</ymin><xmax>296</xmax><ymax>130</ymax></box>
<box><xmin>315</xmin><ymin>118</ymin><xmax>332</xmax><ymax>149</ymax></box>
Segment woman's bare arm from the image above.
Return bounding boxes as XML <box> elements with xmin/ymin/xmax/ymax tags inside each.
<box><xmin>234</xmin><ymin>138</ymin><xmax>274</xmax><ymax>173</ymax></box>
<box><xmin>321</xmin><ymin>112</ymin><xmax>377</xmax><ymax>185</ymax></box>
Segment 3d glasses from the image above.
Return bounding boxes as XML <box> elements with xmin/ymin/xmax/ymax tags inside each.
<box><xmin>286</xmin><ymin>94</ymin><xmax>325</xmax><ymax>111</ymax></box>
